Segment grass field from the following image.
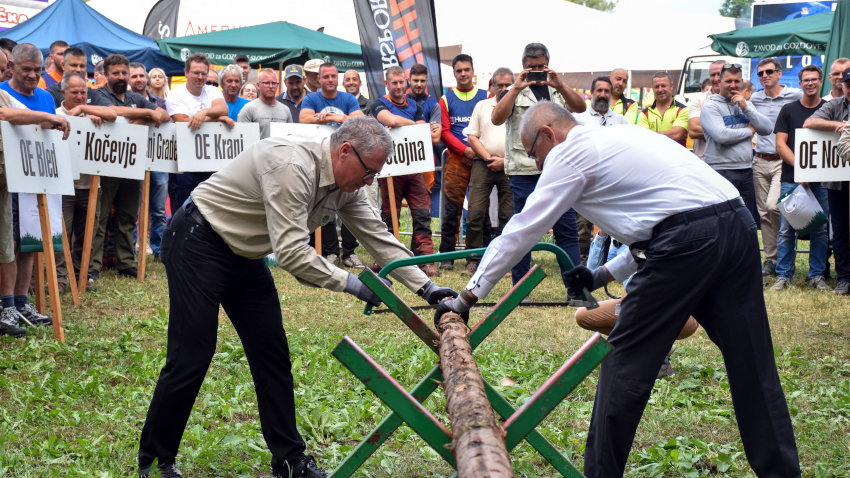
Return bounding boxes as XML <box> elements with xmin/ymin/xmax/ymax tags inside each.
<box><xmin>1</xmin><ymin>237</ymin><xmax>848</xmax><ymax>477</ymax></box>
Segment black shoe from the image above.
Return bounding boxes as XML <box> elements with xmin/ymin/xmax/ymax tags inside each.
<box><xmin>275</xmin><ymin>455</ymin><xmax>327</xmax><ymax>478</ymax></box>
<box><xmin>118</xmin><ymin>267</ymin><xmax>138</xmax><ymax>278</ymax></box>
<box><xmin>139</xmin><ymin>464</ymin><xmax>183</xmax><ymax>478</ymax></box>
<box><xmin>761</xmin><ymin>260</ymin><xmax>776</xmax><ymax>277</ymax></box>
<box><xmin>17</xmin><ymin>303</ymin><xmax>52</xmax><ymax>326</ymax></box>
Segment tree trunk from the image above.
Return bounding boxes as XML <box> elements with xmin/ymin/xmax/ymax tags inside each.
<box><xmin>438</xmin><ymin>312</ymin><xmax>513</xmax><ymax>478</ymax></box>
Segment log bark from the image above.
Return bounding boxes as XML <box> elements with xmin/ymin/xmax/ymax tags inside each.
<box><xmin>438</xmin><ymin>312</ymin><xmax>513</xmax><ymax>478</ymax></box>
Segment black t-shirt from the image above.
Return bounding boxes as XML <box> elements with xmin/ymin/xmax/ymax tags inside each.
<box><xmin>774</xmin><ymin>99</ymin><xmax>825</xmax><ymax>183</ymax></box>
<box><xmin>529</xmin><ymin>84</ymin><xmax>551</xmax><ymax>102</ymax></box>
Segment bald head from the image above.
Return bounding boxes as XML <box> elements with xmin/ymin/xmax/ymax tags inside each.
<box><xmin>610</xmin><ymin>68</ymin><xmax>628</xmax><ymax>96</ymax></box>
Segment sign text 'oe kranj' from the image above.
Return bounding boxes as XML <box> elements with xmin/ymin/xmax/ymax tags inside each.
<box><xmin>176</xmin><ymin>122</ymin><xmax>259</xmax><ymax>172</ymax></box>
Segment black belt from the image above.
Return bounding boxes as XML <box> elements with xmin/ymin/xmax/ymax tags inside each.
<box><xmin>183</xmin><ymin>197</ymin><xmax>207</xmax><ymax>225</ymax></box>
<box><xmin>755</xmin><ymin>152</ymin><xmax>781</xmax><ymax>160</ymax></box>
<box><xmin>652</xmin><ymin>198</ymin><xmax>745</xmax><ymax>237</ymax></box>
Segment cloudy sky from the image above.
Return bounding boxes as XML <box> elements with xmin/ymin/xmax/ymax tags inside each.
<box><xmin>615</xmin><ymin>0</ymin><xmax>728</xmax><ymax>17</ymax></box>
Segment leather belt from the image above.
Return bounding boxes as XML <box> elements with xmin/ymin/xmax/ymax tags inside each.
<box><xmin>652</xmin><ymin>198</ymin><xmax>745</xmax><ymax>236</ymax></box>
<box><xmin>183</xmin><ymin>197</ymin><xmax>206</xmax><ymax>225</ymax></box>
<box><xmin>755</xmin><ymin>153</ymin><xmax>780</xmax><ymax>160</ymax></box>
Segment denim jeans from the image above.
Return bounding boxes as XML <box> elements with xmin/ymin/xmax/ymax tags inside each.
<box><xmin>775</xmin><ymin>182</ymin><xmax>829</xmax><ymax>280</ymax></box>
<box><xmin>509</xmin><ymin>174</ymin><xmax>580</xmax><ymax>284</ymax></box>
<box><xmin>149</xmin><ymin>172</ymin><xmax>169</xmax><ymax>256</ymax></box>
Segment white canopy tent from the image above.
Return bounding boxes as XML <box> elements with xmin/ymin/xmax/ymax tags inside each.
<box><xmin>86</xmin><ymin>0</ymin><xmax>734</xmax><ymax>88</ymax></box>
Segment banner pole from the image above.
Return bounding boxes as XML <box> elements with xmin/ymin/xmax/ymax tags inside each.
<box><xmin>78</xmin><ymin>176</ymin><xmax>99</xmax><ymax>294</ymax></box>
<box><xmin>36</xmin><ymin>194</ymin><xmax>64</xmax><ymax>342</ymax></box>
<box><xmin>137</xmin><ymin>171</ymin><xmax>151</xmax><ymax>281</ymax></box>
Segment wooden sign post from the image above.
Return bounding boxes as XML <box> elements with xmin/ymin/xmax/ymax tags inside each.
<box><xmin>144</xmin><ymin>122</ymin><xmax>179</xmax><ymax>280</ymax></box>
<box><xmin>78</xmin><ymin>177</ymin><xmax>99</xmax><ymax>294</ymax></box>
<box><xmin>1</xmin><ymin>121</ymin><xmax>75</xmax><ymax>341</ymax></box>
<box><xmin>60</xmin><ymin>217</ymin><xmax>80</xmax><ymax>305</ymax></box>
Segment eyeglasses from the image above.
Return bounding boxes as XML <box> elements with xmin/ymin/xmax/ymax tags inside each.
<box><xmin>526</xmin><ymin>123</ymin><xmax>551</xmax><ymax>167</ymax></box>
<box><xmin>259</xmin><ymin>81</ymin><xmax>279</xmax><ymax>87</ymax></box>
<box><xmin>757</xmin><ymin>69</ymin><xmax>777</xmax><ymax>77</ymax></box>
<box><xmin>206</xmin><ymin>81</ymin><xmax>218</xmax><ymax>87</ymax></box>
<box><xmin>350</xmin><ymin>144</ymin><xmax>377</xmax><ymax>181</ymax></box>
<box><xmin>800</xmin><ymin>78</ymin><xmax>820</xmax><ymax>84</ymax></box>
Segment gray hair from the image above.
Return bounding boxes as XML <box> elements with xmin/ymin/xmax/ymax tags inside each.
<box><xmin>519</xmin><ymin>101</ymin><xmax>576</xmax><ymax>145</ymax></box>
<box><xmin>218</xmin><ymin>64</ymin><xmax>243</xmax><ymax>85</ymax></box>
<box><xmin>11</xmin><ymin>43</ymin><xmax>42</xmax><ymax>65</ymax></box>
<box><xmin>492</xmin><ymin>67</ymin><xmax>514</xmax><ymax>82</ymax></box>
<box><xmin>60</xmin><ymin>71</ymin><xmax>87</xmax><ymax>91</ymax></box>
<box><xmin>330</xmin><ymin>116</ymin><xmax>394</xmax><ymax>159</ymax></box>
<box><xmin>522</xmin><ymin>43</ymin><xmax>549</xmax><ymax>66</ymax></box>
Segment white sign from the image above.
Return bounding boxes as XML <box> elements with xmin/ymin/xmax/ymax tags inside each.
<box><xmin>268</xmin><ymin>122</ymin><xmax>434</xmax><ymax>178</ymax></box>
<box><xmin>1</xmin><ymin>122</ymin><xmax>74</xmax><ymax>195</ymax></box>
<box><xmin>147</xmin><ymin>123</ymin><xmax>179</xmax><ymax>173</ymax></box>
<box><xmin>18</xmin><ymin>193</ymin><xmax>62</xmax><ymax>253</ymax></box>
<box><xmin>794</xmin><ymin>128</ymin><xmax>850</xmax><ymax>182</ymax></box>
<box><xmin>66</xmin><ymin>116</ymin><xmax>148</xmax><ymax>180</ymax></box>
<box><xmin>378</xmin><ymin>124</ymin><xmax>435</xmax><ymax>178</ymax></box>
<box><xmin>176</xmin><ymin>122</ymin><xmax>260</xmax><ymax>172</ymax></box>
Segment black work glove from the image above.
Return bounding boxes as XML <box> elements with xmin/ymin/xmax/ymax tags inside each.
<box><xmin>562</xmin><ymin>265</ymin><xmax>608</xmax><ymax>299</ymax></box>
<box><xmin>343</xmin><ymin>273</ymin><xmax>392</xmax><ymax>307</ymax></box>
<box><xmin>433</xmin><ymin>290</ymin><xmax>476</xmax><ymax>329</ymax></box>
<box><xmin>417</xmin><ymin>281</ymin><xmax>459</xmax><ymax>305</ymax></box>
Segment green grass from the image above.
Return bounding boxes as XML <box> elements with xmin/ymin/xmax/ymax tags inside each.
<box><xmin>0</xmin><ymin>236</ymin><xmax>848</xmax><ymax>477</ymax></box>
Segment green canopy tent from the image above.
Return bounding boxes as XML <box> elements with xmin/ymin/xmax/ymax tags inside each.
<box><xmin>709</xmin><ymin>11</ymin><xmax>832</xmax><ymax>58</ymax></box>
<box><xmin>157</xmin><ymin>21</ymin><xmax>364</xmax><ymax>71</ymax></box>
<box><xmin>822</xmin><ymin>0</ymin><xmax>850</xmax><ymax>96</ymax></box>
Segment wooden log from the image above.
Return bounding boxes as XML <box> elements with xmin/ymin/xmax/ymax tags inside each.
<box><xmin>438</xmin><ymin>312</ymin><xmax>513</xmax><ymax>478</ymax></box>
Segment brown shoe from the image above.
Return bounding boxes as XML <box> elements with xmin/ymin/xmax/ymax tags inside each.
<box><xmin>461</xmin><ymin>261</ymin><xmax>479</xmax><ymax>276</ymax></box>
<box><xmin>368</xmin><ymin>262</ymin><xmax>382</xmax><ymax>273</ymax></box>
<box><xmin>420</xmin><ymin>263</ymin><xmax>441</xmax><ymax>277</ymax></box>
<box><xmin>439</xmin><ymin>260</ymin><xmax>454</xmax><ymax>271</ymax></box>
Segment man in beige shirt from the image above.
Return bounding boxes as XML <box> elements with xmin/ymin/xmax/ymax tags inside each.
<box><xmin>464</xmin><ymin>67</ymin><xmax>515</xmax><ymax>275</ymax></box>
<box><xmin>137</xmin><ymin>116</ymin><xmax>458</xmax><ymax>478</ymax></box>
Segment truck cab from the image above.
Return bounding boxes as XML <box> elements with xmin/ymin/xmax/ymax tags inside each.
<box><xmin>676</xmin><ymin>54</ymin><xmax>750</xmax><ymax>105</ymax></box>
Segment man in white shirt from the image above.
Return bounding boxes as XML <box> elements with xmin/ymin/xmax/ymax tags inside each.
<box><xmin>166</xmin><ymin>53</ymin><xmax>231</xmax><ymax>207</ymax></box>
<box><xmin>688</xmin><ymin>60</ymin><xmax>725</xmax><ymax>159</ymax></box>
<box><xmin>436</xmin><ymin>102</ymin><xmax>801</xmax><ymax>478</ymax></box>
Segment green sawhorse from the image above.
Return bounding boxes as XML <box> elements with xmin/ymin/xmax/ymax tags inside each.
<box><xmin>331</xmin><ymin>247</ymin><xmax>611</xmax><ymax>477</ymax></box>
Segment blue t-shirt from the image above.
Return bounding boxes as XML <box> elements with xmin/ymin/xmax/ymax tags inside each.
<box><xmin>0</xmin><ymin>81</ymin><xmax>56</xmax><ymax>113</ymax></box>
<box><xmin>302</xmin><ymin>91</ymin><xmax>360</xmax><ymax>125</ymax></box>
<box><xmin>226</xmin><ymin>97</ymin><xmax>249</xmax><ymax>121</ymax></box>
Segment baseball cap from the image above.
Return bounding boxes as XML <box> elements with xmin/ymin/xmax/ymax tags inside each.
<box><xmin>842</xmin><ymin>67</ymin><xmax>850</xmax><ymax>82</ymax></box>
<box><xmin>284</xmin><ymin>65</ymin><xmax>304</xmax><ymax>79</ymax></box>
<box><xmin>304</xmin><ymin>58</ymin><xmax>323</xmax><ymax>73</ymax></box>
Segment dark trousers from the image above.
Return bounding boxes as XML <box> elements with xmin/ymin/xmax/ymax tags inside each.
<box><xmin>509</xmin><ymin>174</ymin><xmax>580</xmax><ymax>284</ymax></box>
<box><xmin>715</xmin><ymin>168</ymin><xmax>758</xmax><ymax>224</ymax></box>
<box><xmin>466</xmin><ymin>159</ymin><xmax>513</xmax><ymax>256</ymax></box>
<box><xmin>379</xmin><ymin>174</ymin><xmax>434</xmax><ymax>256</ymax></box>
<box><xmin>92</xmin><ymin>177</ymin><xmax>140</xmax><ymax>273</ymax></box>
<box><xmin>138</xmin><ymin>202</ymin><xmax>305</xmax><ymax>473</ymax></box>
<box><xmin>439</xmin><ymin>152</ymin><xmax>472</xmax><ymax>254</ymax></box>
<box><xmin>584</xmin><ymin>200</ymin><xmax>800</xmax><ymax>477</ymax></box>
<box><xmin>55</xmin><ymin>188</ymin><xmax>101</xmax><ymax>286</ymax></box>
<box><xmin>828</xmin><ymin>184</ymin><xmax>850</xmax><ymax>282</ymax></box>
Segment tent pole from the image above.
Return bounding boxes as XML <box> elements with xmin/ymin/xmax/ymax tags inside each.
<box><xmin>278</xmin><ymin>61</ymin><xmax>284</xmax><ymax>95</ymax></box>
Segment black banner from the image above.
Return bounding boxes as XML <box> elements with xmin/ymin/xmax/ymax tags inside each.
<box><xmin>353</xmin><ymin>0</ymin><xmax>443</xmax><ymax>101</ymax></box>
<box><xmin>143</xmin><ymin>0</ymin><xmax>181</xmax><ymax>41</ymax></box>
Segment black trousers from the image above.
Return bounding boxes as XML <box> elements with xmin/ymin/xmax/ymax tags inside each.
<box><xmin>827</xmin><ymin>184</ymin><xmax>850</xmax><ymax>282</ymax></box>
<box><xmin>715</xmin><ymin>168</ymin><xmax>758</xmax><ymax>225</ymax></box>
<box><xmin>138</xmin><ymin>201</ymin><xmax>305</xmax><ymax>472</ymax></box>
<box><xmin>307</xmin><ymin>218</ymin><xmax>359</xmax><ymax>257</ymax></box>
<box><xmin>584</xmin><ymin>199</ymin><xmax>800</xmax><ymax>477</ymax></box>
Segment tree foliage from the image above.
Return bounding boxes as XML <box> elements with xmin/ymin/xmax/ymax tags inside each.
<box><xmin>719</xmin><ymin>0</ymin><xmax>754</xmax><ymax>18</ymax></box>
<box><xmin>566</xmin><ymin>0</ymin><xmax>618</xmax><ymax>13</ymax></box>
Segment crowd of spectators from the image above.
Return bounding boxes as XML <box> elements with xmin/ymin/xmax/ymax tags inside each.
<box><xmin>1</xmin><ymin>39</ymin><xmax>848</xmax><ymax>347</ymax></box>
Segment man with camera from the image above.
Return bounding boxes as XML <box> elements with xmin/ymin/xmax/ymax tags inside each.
<box><xmin>491</xmin><ymin>42</ymin><xmax>585</xmax><ymax>287</ymax></box>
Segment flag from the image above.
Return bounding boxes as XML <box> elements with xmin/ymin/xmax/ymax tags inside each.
<box><xmin>353</xmin><ymin>0</ymin><xmax>443</xmax><ymax>100</ymax></box>
<box><xmin>143</xmin><ymin>0</ymin><xmax>181</xmax><ymax>41</ymax></box>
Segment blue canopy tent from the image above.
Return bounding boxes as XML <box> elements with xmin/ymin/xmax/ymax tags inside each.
<box><xmin>1</xmin><ymin>0</ymin><xmax>184</xmax><ymax>75</ymax></box>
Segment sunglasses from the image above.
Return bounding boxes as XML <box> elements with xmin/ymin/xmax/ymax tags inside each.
<box><xmin>350</xmin><ymin>144</ymin><xmax>377</xmax><ymax>181</ymax></box>
<box><xmin>757</xmin><ymin>69</ymin><xmax>777</xmax><ymax>77</ymax></box>
<box><xmin>721</xmin><ymin>63</ymin><xmax>743</xmax><ymax>73</ymax></box>
<box><xmin>206</xmin><ymin>81</ymin><xmax>218</xmax><ymax>87</ymax></box>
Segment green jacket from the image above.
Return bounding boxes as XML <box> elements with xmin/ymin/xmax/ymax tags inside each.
<box><xmin>505</xmin><ymin>86</ymin><xmax>567</xmax><ymax>176</ymax></box>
